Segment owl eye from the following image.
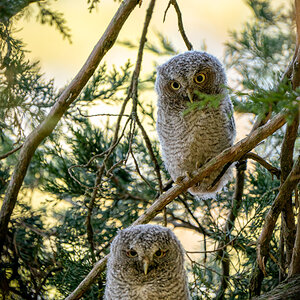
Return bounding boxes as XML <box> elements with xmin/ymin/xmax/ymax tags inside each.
<box><xmin>126</xmin><ymin>249</ymin><xmax>138</xmax><ymax>257</ymax></box>
<box><xmin>194</xmin><ymin>73</ymin><xmax>206</xmax><ymax>84</ymax></box>
<box><xmin>154</xmin><ymin>249</ymin><xmax>167</xmax><ymax>258</ymax></box>
<box><xmin>170</xmin><ymin>81</ymin><xmax>181</xmax><ymax>90</ymax></box>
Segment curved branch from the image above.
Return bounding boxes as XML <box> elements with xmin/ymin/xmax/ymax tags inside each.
<box><xmin>0</xmin><ymin>0</ymin><xmax>141</xmax><ymax>255</ymax></box>
<box><xmin>67</xmin><ymin>112</ymin><xmax>287</xmax><ymax>299</ymax></box>
<box><xmin>0</xmin><ymin>145</ymin><xmax>22</xmax><ymax>160</ymax></box>
<box><xmin>170</xmin><ymin>0</ymin><xmax>193</xmax><ymax>50</ymax></box>
<box><xmin>244</xmin><ymin>152</ymin><xmax>281</xmax><ymax>178</ymax></box>
<box><xmin>257</xmin><ymin>156</ymin><xmax>300</xmax><ymax>275</ymax></box>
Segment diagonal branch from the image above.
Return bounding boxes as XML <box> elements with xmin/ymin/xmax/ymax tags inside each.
<box><xmin>163</xmin><ymin>0</ymin><xmax>193</xmax><ymax>50</ymax></box>
<box><xmin>0</xmin><ymin>0</ymin><xmax>141</xmax><ymax>256</ymax></box>
<box><xmin>244</xmin><ymin>152</ymin><xmax>281</xmax><ymax>179</ymax></box>
<box><xmin>257</xmin><ymin>156</ymin><xmax>300</xmax><ymax>275</ymax></box>
<box><xmin>66</xmin><ymin>111</ymin><xmax>287</xmax><ymax>299</ymax></box>
<box><xmin>133</xmin><ymin>111</ymin><xmax>286</xmax><ymax>226</ymax></box>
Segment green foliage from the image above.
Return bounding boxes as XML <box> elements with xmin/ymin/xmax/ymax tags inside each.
<box><xmin>183</xmin><ymin>92</ymin><xmax>223</xmax><ymax>116</ymax></box>
<box><xmin>0</xmin><ymin>0</ymin><xmax>298</xmax><ymax>299</ymax></box>
<box><xmin>36</xmin><ymin>1</ymin><xmax>72</xmax><ymax>42</ymax></box>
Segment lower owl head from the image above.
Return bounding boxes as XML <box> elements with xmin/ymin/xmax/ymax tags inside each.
<box><xmin>155</xmin><ymin>50</ymin><xmax>226</xmax><ymax>108</ymax></box>
<box><xmin>109</xmin><ymin>224</ymin><xmax>184</xmax><ymax>278</ymax></box>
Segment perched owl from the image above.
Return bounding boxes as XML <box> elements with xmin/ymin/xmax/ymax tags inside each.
<box><xmin>104</xmin><ymin>224</ymin><xmax>191</xmax><ymax>300</ymax></box>
<box><xmin>155</xmin><ymin>51</ymin><xmax>236</xmax><ymax>198</ymax></box>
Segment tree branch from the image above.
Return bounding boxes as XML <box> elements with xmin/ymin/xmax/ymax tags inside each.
<box><xmin>244</xmin><ymin>152</ymin><xmax>281</xmax><ymax>179</ymax></box>
<box><xmin>0</xmin><ymin>0</ymin><xmax>141</xmax><ymax>256</ymax></box>
<box><xmin>280</xmin><ymin>112</ymin><xmax>299</xmax><ymax>276</ymax></box>
<box><xmin>289</xmin><ymin>188</ymin><xmax>300</xmax><ymax>276</ymax></box>
<box><xmin>163</xmin><ymin>0</ymin><xmax>193</xmax><ymax>50</ymax></box>
<box><xmin>66</xmin><ymin>111</ymin><xmax>287</xmax><ymax>298</ymax></box>
<box><xmin>170</xmin><ymin>0</ymin><xmax>193</xmax><ymax>50</ymax></box>
<box><xmin>0</xmin><ymin>145</ymin><xmax>22</xmax><ymax>160</ymax></box>
<box><xmin>257</xmin><ymin>156</ymin><xmax>300</xmax><ymax>276</ymax></box>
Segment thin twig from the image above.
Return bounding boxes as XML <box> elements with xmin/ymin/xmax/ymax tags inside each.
<box><xmin>244</xmin><ymin>152</ymin><xmax>281</xmax><ymax>178</ymax></box>
<box><xmin>77</xmin><ymin>108</ymin><xmax>130</xmax><ymax>118</ymax></box>
<box><xmin>257</xmin><ymin>156</ymin><xmax>300</xmax><ymax>276</ymax></box>
<box><xmin>0</xmin><ymin>144</ymin><xmax>22</xmax><ymax>160</ymax></box>
<box><xmin>135</xmin><ymin>117</ymin><xmax>163</xmax><ymax>192</ymax></box>
<box><xmin>163</xmin><ymin>0</ymin><xmax>193</xmax><ymax>50</ymax></box>
<box><xmin>130</xmin><ymin>149</ymin><xmax>154</xmax><ymax>190</ymax></box>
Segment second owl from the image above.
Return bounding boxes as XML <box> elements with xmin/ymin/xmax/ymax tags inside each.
<box><xmin>155</xmin><ymin>51</ymin><xmax>236</xmax><ymax>198</ymax></box>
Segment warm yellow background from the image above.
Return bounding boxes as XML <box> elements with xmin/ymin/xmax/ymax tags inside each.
<box><xmin>16</xmin><ymin>0</ymin><xmax>255</xmax><ymax>87</ymax></box>
<box><xmin>14</xmin><ymin>0</ymin><xmax>288</xmax><ymax>258</ymax></box>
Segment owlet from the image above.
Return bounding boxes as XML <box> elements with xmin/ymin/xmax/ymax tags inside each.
<box><xmin>155</xmin><ymin>51</ymin><xmax>236</xmax><ymax>198</ymax></box>
<box><xmin>104</xmin><ymin>224</ymin><xmax>191</xmax><ymax>300</ymax></box>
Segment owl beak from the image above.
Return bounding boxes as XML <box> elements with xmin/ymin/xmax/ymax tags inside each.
<box><xmin>143</xmin><ymin>258</ymin><xmax>149</xmax><ymax>275</ymax></box>
<box><xmin>187</xmin><ymin>89</ymin><xmax>193</xmax><ymax>103</ymax></box>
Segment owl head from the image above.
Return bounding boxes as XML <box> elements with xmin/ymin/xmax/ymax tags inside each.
<box><xmin>155</xmin><ymin>50</ymin><xmax>227</xmax><ymax>108</ymax></box>
<box><xmin>109</xmin><ymin>224</ymin><xmax>184</xmax><ymax>280</ymax></box>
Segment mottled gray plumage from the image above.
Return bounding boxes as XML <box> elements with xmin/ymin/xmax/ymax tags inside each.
<box><xmin>104</xmin><ymin>224</ymin><xmax>191</xmax><ymax>300</ymax></box>
<box><xmin>155</xmin><ymin>51</ymin><xmax>236</xmax><ymax>198</ymax></box>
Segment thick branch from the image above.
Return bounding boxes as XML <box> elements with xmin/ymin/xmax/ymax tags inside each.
<box><xmin>66</xmin><ymin>112</ymin><xmax>287</xmax><ymax>298</ymax></box>
<box><xmin>289</xmin><ymin>188</ymin><xmax>300</xmax><ymax>276</ymax></box>
<box><xmin>0</xmin><ymin>0</ymin><xmax>140</xmax><ymax>255</ymax></box>
<box><xmin>257</xmin><ymin>156</ymin><xmax>300</xmax><ymax>275</ymax></box>
<box><xmin>252</xmin><ymin>274</ymin><xmax>300</xmax><ymax>300</ymax></box>
<box><xmin>133</xmin><ymin>112</ymin><xmax>286</xmax><ymax>225</ymax></box>
<box><xmin>280</xmin><ymin>113</ymin><xmax>299</xmax><ymax>272</ymax></box>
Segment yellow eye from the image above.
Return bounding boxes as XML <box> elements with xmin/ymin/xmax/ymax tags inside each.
<box><xmin>194</xmin><ymin>73</ymin><xmax>206</xmax><ymax>84</ymax></box>
<box><xmin>170</xmin><ymin>81</ymin><xmax>181</xmax><ymax>90</ymax></box>
<box><xmin>126</xmin><ymin>250</ymin><xmax>138</xmax><ymax>257</ymax></box>
<box><xmin>154</xmin><ymin>249</ymin><xmax>167</xmax><ymax>258</ymax></box>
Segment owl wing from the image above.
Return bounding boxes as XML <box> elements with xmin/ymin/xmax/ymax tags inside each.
<box><xmin>223</xmin><ymin>96</ymin><xmax>236</xmax><ymax>134</ymax></box>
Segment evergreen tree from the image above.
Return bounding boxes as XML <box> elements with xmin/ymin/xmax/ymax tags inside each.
<box><xmin>0</xmin><ymin>0</ymin><xmax>299</xmax><ymax>299</ymax></box>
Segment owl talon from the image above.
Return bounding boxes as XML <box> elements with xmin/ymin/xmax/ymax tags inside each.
<box><xmin>185</xmin><ymin>171</ymin><xmax>192</xmax><ymax>179</ymax></box>
<box><xmin>174</xmin><ymin>176</ymin><xmax>185</xmax><ymax>185</ymax></box>
<box><xmin>196</xmin><ymin>161</ymin><xmax>202</xmax><ymax>169</ymax></box>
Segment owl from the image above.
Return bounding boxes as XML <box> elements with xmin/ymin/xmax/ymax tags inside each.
<box><xmin>155</xmin><ymin>51</ymin><xmax>236</xmax><ymax>198</ymax></box>
<box><xmin>104</xmin><ymin>224</ymin><xmax>191</xmax><ymax>300</ymax></box>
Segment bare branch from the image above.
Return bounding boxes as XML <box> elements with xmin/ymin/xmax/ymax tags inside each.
<box><xmin>244</xmin><ymin>152</ymin><xmax>281</xmax><ymax>178</ymax></box>
<box><xmin>164</xmin><ymin>0</ymin><xmax>193</xmax><ymax>51</ymax></box>
<box><xmin>279</xmin><ymin>112</ymin><xmax>299</xmax><ymax>275</ymax></box>
<box><xmin>257</xmin><ymin>156</ymin><xmax>300</xmax><ymax>275</ymax></box>
<box><xmin>77</xmin><ymin>108</ymin><xmax>130</xmax><ymax>118</ymax></box>
<box><xmin>0</xmin><ymin>145</ymin><xmax>22</xmax><ymax>160</ymax></box>
<box><xmin>289</xmin><ymin>188</ymin><xmax>300</xmax><ymax>276</ymax></box>
<box><xmin>135</xmin><ymin>117</ymin><xmax>163</xmax><ymax>192</ymax></box>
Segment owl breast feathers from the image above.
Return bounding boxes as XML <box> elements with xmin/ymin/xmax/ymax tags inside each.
<box><xmin>155</xmin><ymin>51</ymin><xmax>236</xmax><ymax>198</ymax></box>
<box><xmin>104</xmin><ymin>224</ymin><xmax>191</xmax><ymax>300</ymax></box>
